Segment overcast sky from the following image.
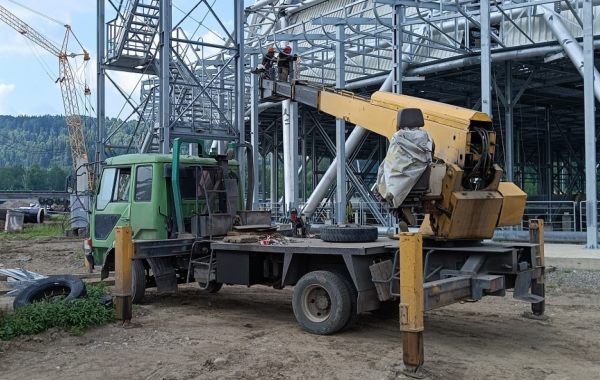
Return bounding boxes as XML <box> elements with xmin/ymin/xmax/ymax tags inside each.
<box><xmin>0</xmin><ymin>0</ymin><xmax>250</xmax><ymax>118</ymax></box>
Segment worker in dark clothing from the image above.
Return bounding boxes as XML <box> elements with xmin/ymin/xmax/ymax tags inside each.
<box><xmin>251</xmin><ymin>46</ymin><xmax>276</xmax><ymax>79</ymax></box>
<box><xmin>277</xmin><ymin>45</ymin><xmax>298</xmax><ymax>82</ymax></box>
<box><xmin>261</xmin><ymin>46</ymin><xmax>276</xmax><ymax>79</ymax></box>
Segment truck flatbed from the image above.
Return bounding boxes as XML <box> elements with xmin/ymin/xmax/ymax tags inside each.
<box><xmin>210</xmin><ymin>237</ymin><xmax>397</xmax><ymax>256</ymax></box>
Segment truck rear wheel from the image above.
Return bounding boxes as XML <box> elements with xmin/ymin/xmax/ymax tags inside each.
<box><xmin>131</xmin><ymin>259</ymin><xmax>147</xmax><ymax>304</ymax></box>
<box><xmin>199</xmin><ymin>280</ymin><xmax>223</xmax><ymax>293</ymax></box>
<box><xmin>292</xmin><ymin>271</ymin><xmax>351</xmax><ymax>335</ymax></box>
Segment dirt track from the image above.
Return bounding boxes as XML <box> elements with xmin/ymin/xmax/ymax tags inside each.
<box><xmin>1</xmin><ymin>237</ymin><xmax>600</xmax><ymax>379</ymax></box>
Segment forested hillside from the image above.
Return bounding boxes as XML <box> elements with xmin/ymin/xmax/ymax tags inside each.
<box><xmin>0</xmin><ymin>115</ymin><xmax>137</xmax><ymax>190</ymax></box>
<box><xmin>0</xmin><ymin>115</ymin><xmax>98</xmax><ymax>167</ymax></box>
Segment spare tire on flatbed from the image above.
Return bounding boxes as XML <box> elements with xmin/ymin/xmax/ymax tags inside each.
<box><xmin>320</xmin><ymin>225</ymin><xmax>378</xmax><ymax>243</ymax></box>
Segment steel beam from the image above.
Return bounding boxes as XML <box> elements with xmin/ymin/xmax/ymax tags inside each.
<box><xmin>392</xmin><ymin>5</ymin><xmax>404</xmax><ymax>94</ymax></box>
<box><xmin>250</xmin><ymin>54</ymin><xmax>260</xmax><ymax>209</ymax></box>
<box><xmin>583</xmin><ymin>0</ymin><xmax>598</xmax><ymax>248</ymax></box>
<box><xmin>96</xmin><ymin>0</ymin><xmax>105</xmax><ymax>164</ymax></box>
<box><xmin>335</xmin><ymin>23</ymin><xmax>347</xmax><ymax>224</ymax></box>
<box><xmin>504</xmin><ymin>62</ymin><xmax>514</xmax><ymax>182</ymax></box>
<box><xmin>282</xmin><ymin>100</ymin><xmax>299</xmax><ymax>211</ymax></box>
<box><xmin>542</xmin><ymin>7</ymin><xmax>600</xmax><ymax>102</ymax></box>
<box><xmin>159</xmin><ymin>0</ymin><xmax>171</xmax><ymax>154</ymax></box>
<box><xmin>235</xmin><ymin>0</ymin><xmax>246</xmax><ymax>197</ymax></box>
<box><xmin>480</xmin><ymin>0</ymin><xmax>492</xmax><ymax>115</ymax></box>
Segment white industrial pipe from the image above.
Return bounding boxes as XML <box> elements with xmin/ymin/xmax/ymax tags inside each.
<box><xmin>301</xmin><ymin>72</ymin><xmax>395</xmax><ymax>217</ymax></box>
<box><xmin>541</xmin><ymin>6</ymin><xmax>600</xmax><ymax>102</ymax></box>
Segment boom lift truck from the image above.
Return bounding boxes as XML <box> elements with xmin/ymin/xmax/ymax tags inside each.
<box><xmin>89</xmin><ymin>79</ymin><xmax>544</xmax><ymax>371</ymax></box>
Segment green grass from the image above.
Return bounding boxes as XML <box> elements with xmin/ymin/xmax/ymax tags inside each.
<box><xmin>0</xmin><ymin>284</ymin><xmax>115</xmax><ymax>340</ymax></box>
<box><xmin>0</xmin><ymin>223</ymin><xmax>63</xmax><ymax>240</ymax></box>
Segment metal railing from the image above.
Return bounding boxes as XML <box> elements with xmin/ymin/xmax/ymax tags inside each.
<box><xmin>257</xmin><ymin>200</ymin><xmax>600</xmax><ymax>233</ymax></box>
<box><xmin>518</xmin><ymin>201</ymin><xmax>577</xmax><ymax>232</ymax></box>
<box><xmin>579</xmin><ymin>201</ymin><xmax>600</xmax><ymax>232</ymax></box>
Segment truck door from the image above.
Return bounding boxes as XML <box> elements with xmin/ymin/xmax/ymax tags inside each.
<box><xmin>130</xmin><ymin>164</ymin><xmax>166</xmax><ymax>240</ymax></box>
<box><xmin>92</xmin><ymin>166</ymin><xmax>132</xmax><ymax>245</ymax></box>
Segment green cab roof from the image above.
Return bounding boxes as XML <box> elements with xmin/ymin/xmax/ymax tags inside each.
<box><xmin>104</xmin><ymin>153</ymin><xmax>239</xmax><ymax>166</ymax></box>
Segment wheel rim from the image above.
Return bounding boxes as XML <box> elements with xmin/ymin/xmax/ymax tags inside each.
<box><xmin>31</xmin><ymin>285</ymin><xmax>70</xmax><ymax>303</ymax></box>
<box><xmin>301</xmin><ymin>284</ymin><xmax>332</xmax><ymax>323</ymax></box>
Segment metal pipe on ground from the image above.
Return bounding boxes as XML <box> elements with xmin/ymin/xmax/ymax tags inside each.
<box><xmin>493</xmin><ymin>230</ymin><xmax>598</xmax><ymax>244</ymax></box>
<box><xmin>308</xmin><ymin>223</ymin><xmax>395</xmax><ymax>237</ymax></box>
<box><xmin>17</xmin><ymin>207</ymin><xmax>45</xmax><ymax>224</ymax></box>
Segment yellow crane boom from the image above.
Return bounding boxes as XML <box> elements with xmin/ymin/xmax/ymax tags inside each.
<box><xmin>260</xmin><ymin>79</ymin><xmax>526</xmax><ymax>240</ymax></box>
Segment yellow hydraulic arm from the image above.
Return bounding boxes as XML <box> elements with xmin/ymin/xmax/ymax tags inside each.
<box><xmin>259</xmin><ymin>79</ymin><xmax>526</xmax><ymax>240</ymax></box>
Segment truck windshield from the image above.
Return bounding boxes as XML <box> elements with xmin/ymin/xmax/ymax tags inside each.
<box><xmin>96</xmin><ymin>168</ymin><xmax>116</xmax><ymax>210</ymax></box>
<box><xmin>96</xmin><ymin>167</ymin><xmax>132</xmax><ymax>210</ymax></box>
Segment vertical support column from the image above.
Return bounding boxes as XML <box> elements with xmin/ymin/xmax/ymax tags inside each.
<box><xmin>583</xmin><ymin>0</ymin><xmax>597</xmax><ymax>248</ymax></box>
<box><xmin>335</xmin><ymin>23</ymin><xmax>347</xmax><ymax>224</ymax></box>
<box><xmin>270</xmin><ymin>151</ymin><xmax>277</xmax><ymax>208</ymax></box>
<box><xmin>480</xmin><ymin>0</ymin><xmax>492</xmax><ymax>116</ymax></box>
<box><xmin>250</xmin><ymin>54</ymin><xmax>260</xmax><ymax>209</ymax></box>
<box><xmin>392</xmin><ymin>4</ymin><xmax>404</xmax><ymax>95</ymax></box>
<box><xmin>271</xmin><ymin>124</ymin><xmax>278</xmax><ymax>209</ymax></box>
<box><xmin>235</xmin><ymin>0</ymin><xmax>246</xmax><ymax>197</ymax></box>
<box><xmin>217</xmin><ymin>59</ymin><xmax>227</xmax><ymax>155</ymax></box>
<box><xmin>529</xmin><ymin>219</ymin><xmax>545</xmax><ymax>315</ymax></box>
<box><xmin>282</xmin><ymin>100</ymin><xmax>299</xmax><ymax>211</ymax></box>
<box><xmin>504</xmin><ymin>61</ymin><xmax>514</xmax><ymax>182</ymax></box>
<box><xmin>159</xmin><ymin>0</ymin><xmax>171</xmax><ymax>154</ymax></box>
<box><xmin>114</xmin><ymin>226</ymin><xmax>134</xmax><ymax>323</ymax></box>
<box><xmin>301</xmin><ymin>112</ymin><xmax>307</xmax><ymax>202</ymax></box>
<box><xmin>96</xmin><ymin>0</ymin><xmax>105</xmax><ymax>164</ymax></box>
<box><xmin>399</xmin><ymin>232</ymin><xmax>424</xmax><ymax>371</ymax></box>
<box><xmin>545</xmin><ymin>108</ymin><xmax>552</xmax><ymax>201</ymax></box>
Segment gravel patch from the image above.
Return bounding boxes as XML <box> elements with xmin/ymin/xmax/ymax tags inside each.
<box><xmin>546</xmin><ymin>268</ymin><xmax>600</xmax><ymax>293</ymax></box>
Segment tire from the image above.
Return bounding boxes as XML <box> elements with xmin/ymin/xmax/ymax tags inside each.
<box><xmin>199</xmin><ymin>281</ymin><xmax>223</xmax><ymax>294</ymax></box>
<box><xmin>13</xmin><ymin>275</ymin><xmax>87</xmax><ymax>309</ymax></box>
<box><xmin>337</xmin><ymin>274</ymin><xmax>359</xmax><ymax>331</ymax></box>
<box><xmin>131</xmin><ymin>259</ymin><xmax>147</xmax><ymax>304</ymax></box>
<box><xmin>320</xmin><ymin>225</ymin><xmax>378</xmax><ymax>243</ymax></box>
<box><xmin>292</xmin><ymin>271</ymin><xmax>352</xmax><ymax>335</ymax></box>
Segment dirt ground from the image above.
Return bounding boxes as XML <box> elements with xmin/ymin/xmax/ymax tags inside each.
<box><xmin>1</xmin><ymin>236</ymin><xmax>600</xmax><ymax>380</ymax></box>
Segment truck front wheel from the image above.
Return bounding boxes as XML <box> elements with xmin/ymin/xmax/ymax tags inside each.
<box><xmin>292</xmin><ymin>271</ymin><xmax>352</xmax><ymax>335</ymax></box>
<box><xmin>131</xmin><ymin>259</ymin><xmax>147</xmax><ymax>304</ymax></box>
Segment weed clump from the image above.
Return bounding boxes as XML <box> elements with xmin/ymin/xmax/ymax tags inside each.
<box><xmin>0</xmin><ymin>284</ymin><xmax>115</xmax><ymax>340</ymax></box>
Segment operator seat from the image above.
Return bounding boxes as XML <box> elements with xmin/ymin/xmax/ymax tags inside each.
<box><xmin>397</xmin><ymin>108</ymin><xmax>431</xmax><ymax>194</ymax></box>
<box><xmin>395</xmin><ymin>108</ymin><xmax>431</xmax><ymax>230</ymax></box>
<box><xmin>397</xmin><ymin>108</ymin><xmax>425</xmax><ymax>130</ymax></box>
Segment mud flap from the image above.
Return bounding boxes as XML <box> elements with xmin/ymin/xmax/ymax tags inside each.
<box><xmin>147</xmin><ymin>257</ymin><xmax>177</xmax><ymax>294</ymax></box>
<box><xmin>513</xmin><ymin>262</ymin><xmax>544</xmax><ymax>304</ymax></box>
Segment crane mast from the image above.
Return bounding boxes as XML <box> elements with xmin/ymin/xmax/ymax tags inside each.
<box><xmin>0</xmin><ymin>4</ymin><xmax>89</xmax><ymax>184</ymax></box>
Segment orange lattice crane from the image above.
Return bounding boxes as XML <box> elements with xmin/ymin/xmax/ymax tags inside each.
<box><xmin>0</xmin><ymin>4</ymin><xmax>91</xmax><ymax>188</ymax></box>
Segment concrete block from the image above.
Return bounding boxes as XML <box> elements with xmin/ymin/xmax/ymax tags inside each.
<box><xmin>4</xmin><ymin>210</ymin><xmax>24</xmax><ymax>232</ymax></box>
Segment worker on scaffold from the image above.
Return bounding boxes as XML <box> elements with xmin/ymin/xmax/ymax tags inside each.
<box><xmin>277</xmin><ymin>45</ymin><xmax>299</xmax><ymax>82</ymax></box>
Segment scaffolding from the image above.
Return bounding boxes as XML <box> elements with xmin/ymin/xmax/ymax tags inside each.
<box><xmin>97</xmin><ymin>0</ymin><xmax>599</xmax><ymax>246</ymax></box>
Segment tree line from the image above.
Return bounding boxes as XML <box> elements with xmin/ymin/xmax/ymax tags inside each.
<box><xmin>0</xmin><ymin>115</ymin><xmax>139</xmax><ymax>190</ymax></box>
<box><xmin>0</xmin><ymin>165</ymin><xmax>69</xmax><ymax>191</ymax></box>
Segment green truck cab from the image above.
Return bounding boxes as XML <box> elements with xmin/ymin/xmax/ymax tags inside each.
<box><xmin>88</xmin><ymin>152</ymin><xmax>239</xmax><ymax>289</ymax></box>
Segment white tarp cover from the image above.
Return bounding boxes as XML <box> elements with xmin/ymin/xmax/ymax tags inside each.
<box><xmin>376</xmin><ymin>128</ymin><xmax>433</xmax><ymax>208</ymax></box>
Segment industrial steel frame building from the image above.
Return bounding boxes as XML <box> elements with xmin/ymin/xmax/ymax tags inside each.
<box><xmin>96</xmin><ymin>0</ymin><xmax>599</xmax><ymax>246</ymax></box>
